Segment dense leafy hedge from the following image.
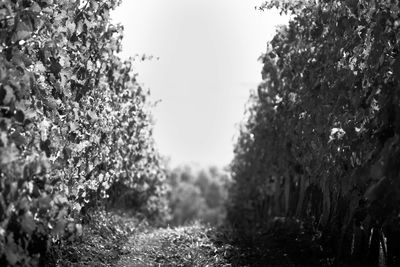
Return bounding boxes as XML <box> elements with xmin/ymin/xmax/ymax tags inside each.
<box><xmin>0</xmin><ymin>0</ymin><xmax>167</xmax><ymax>265</ymax></box>
<box><xmin>228</xmin><ymin>1</ymin><xmax>400</xmax><ymax>265</ymax></box>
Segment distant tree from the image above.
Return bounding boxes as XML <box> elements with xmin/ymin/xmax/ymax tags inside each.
<box><xmin>166</xmin><ymin>164</ymin><xmax>230</xmax><ymax>226</ymax></box>
<box><xmin>170</xmin><ymin>182</ymin><xmax>207</xmax><ymax>225</ymax></box>
<box><xmin>195</xmin><ymin>170</ymin><xmax>210</xmax><ymax>194</ymax></box>
<box><xmin>204</xmin><ymin>182</ymin><xmax>221</xmax><ymax>209</ymax></box>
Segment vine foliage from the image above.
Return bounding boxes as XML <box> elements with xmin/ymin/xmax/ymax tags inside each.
<box><xmin>228</xmin><ymin>1</ymin><xmax>400</xmax><ymax>265</ymax></box>
<box><xmin>0</xmin><ymin>0</ymin><xmax>167</xmax><ymax>265</ymax></box>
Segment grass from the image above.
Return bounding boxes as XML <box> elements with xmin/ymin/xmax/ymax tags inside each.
<box><xmin>48</xmin><ymin>210</ymin><xmax>147</xmax><ymax>267</ymax></box>
<box><xmin>48</xmin><ymin>211</ymin><xmax>232</xmax><ymax>267</ymax></box>
<box><xmin>117</xmin><ymin>222</ymin><xmax>231</xmax><ymax>267</ymax></box>
<box><xmin>47</xmin><ymin>212</ymin><xmax>328</xmax><ymax>266</ymax></box>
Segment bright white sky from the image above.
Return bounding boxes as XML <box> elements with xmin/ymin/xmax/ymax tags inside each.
<box><xmin>112</xmin><ymin>0</ymin><xmax>288</xmax><ymax>168</ymax></box>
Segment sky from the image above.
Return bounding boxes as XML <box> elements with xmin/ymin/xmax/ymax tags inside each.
<box><xmin>111</xmin><ymin>0</ymin><xmax>288</xmax><ymax>168</ymax></box>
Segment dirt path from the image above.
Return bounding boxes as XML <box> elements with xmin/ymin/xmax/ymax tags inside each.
<box><xmin>116</xmin><ymin>224</ymin><xmax>231</xmax><ymax>267</ymax></box>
